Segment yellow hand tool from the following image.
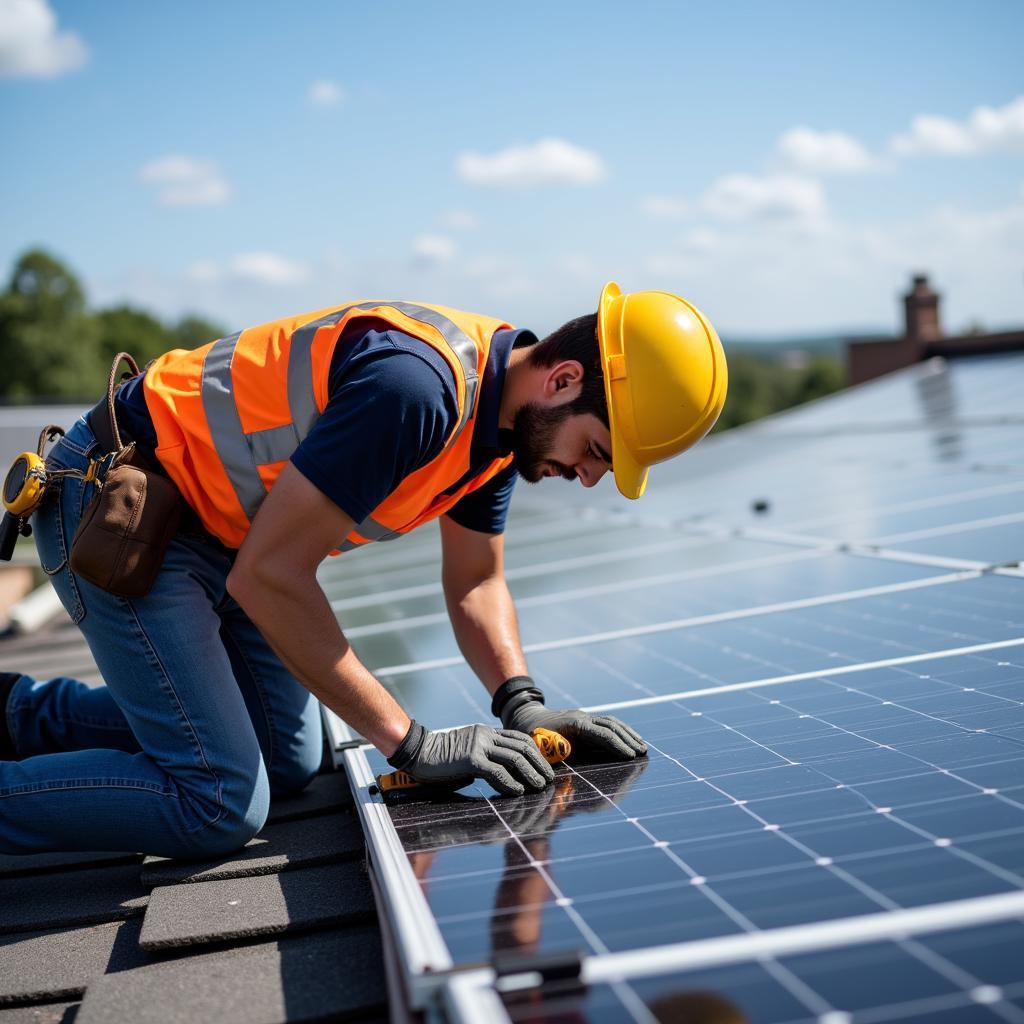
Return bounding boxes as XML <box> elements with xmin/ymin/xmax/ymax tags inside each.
<box><xmin>1</xmin><ymin>425</ymin><xmax>89</xmax><ymax>562</ymax></box>
<box><xmin>374</xmin><ymin>728</ymin><xmax>571</xmax><ymax>796</ymax></box>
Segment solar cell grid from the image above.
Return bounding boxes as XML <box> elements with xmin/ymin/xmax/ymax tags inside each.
<box><xmin>342</xmin><ymin>352</ymin><xmax>1024</xmax><ymax>1018</ymax></box>
<box><xmin>587</xmin><ymin>427</ymin><xmax>1024</xmax><ymax>534</ymax></box>
<box><xmin>368</xmin><ymin>645</ymin><xmax>1024</xmax><ymax>977</ymax></box>
<box><xmin>499</xmin><ymin>920</ymin><xmax>1024</xmax><ymax>1022</ymax></box>
<box><xmin>810</xmin><ymin>488</ymin><xmax>1024</xmax><ymax>541</ymax></box>
<box><xmin>873</xmin><ymin>519</ymin><xmax>1023</xmax><ymax>566</ymax></box>
<box><xmin>694</xmin><ymin>578</ymin><xmax>1020</xmax><ymax>662</ymax></box>
<box><xmin>340</xmin><ymin>546</ymin><xmax>832</xmax><ymax>645</ymax></box>
<box><xmin>319</xmin><ymin>526</ymin><xmax>753</xmax><ymax>626</ymax></box>
<box><xmin>790</xmin><ymin>480</ymin><xmax>1024</xmax><ymax>533</ymax></box>
<box><xmin>318</xmin><ymin>506</ymin><xmax>620</xmax><ymax>597</ymax></box>
<box><xmin>347</xmin><ymin>554</ymin><xmax>966</xmax><ymax>674</ymax></box>
<box><xmin>365</xmin><ymin>573</ymin><xmax>1024</xmax><ymax>726</ymax></box>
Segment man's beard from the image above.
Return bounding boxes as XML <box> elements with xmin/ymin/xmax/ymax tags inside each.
<box><xmin>508</xmin><ymin>401</ymin><xmax>577</xmax><ymax>484</ymax></box>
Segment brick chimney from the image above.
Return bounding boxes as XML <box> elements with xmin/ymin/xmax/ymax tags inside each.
<box><xmin>903</xmin><ymin>273</ymin><xmax>943</xmax><ymax>342</ymax></box>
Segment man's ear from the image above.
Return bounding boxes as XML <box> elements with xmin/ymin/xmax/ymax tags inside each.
<box><xmin>544</xmin><ymin>360</ymin><xmax>585</xmax><ymax>401</ymax></box>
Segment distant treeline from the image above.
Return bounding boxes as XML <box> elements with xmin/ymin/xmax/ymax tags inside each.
<box><xmin>0</xmin><ymin>248</ymin><xmax>846</xmax><ymax>425</ymax></box>
<box><xmin>712</xmin><ymin>349</ymin><xmax>845</xmax><ymax>432</ymax></box>
<box><xmin>0</xmin><ymin>249</ymin><xmax>225</xmax><ymax>402</ymax></box>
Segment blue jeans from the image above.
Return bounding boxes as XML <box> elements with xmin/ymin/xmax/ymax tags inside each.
<box><xmin>0</xmin><ymin>417</ymin><xmax>323</xmax><ymax>859</ymax></box>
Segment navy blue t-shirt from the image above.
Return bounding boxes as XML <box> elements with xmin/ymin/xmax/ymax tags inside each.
<box><xmin>115</xmin><ymin>319</ymin><xmax>530</xmax><ymax>535</ymax></box>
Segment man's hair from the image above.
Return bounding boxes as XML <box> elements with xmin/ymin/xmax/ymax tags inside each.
<box><xmin>525</xmin><ymin>313</ymin><xmax>608</xmax><ymax>427</ymax></box>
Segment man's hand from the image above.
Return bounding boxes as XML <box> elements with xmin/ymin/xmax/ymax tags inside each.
<box><xmin>388</xmin><ymin>720</ymin><xmax>555</xmax><ymax>797</ymax></box>
<box><xmin>492</xmin><ymin>677</ymin><xmax>647</xmax><ymax>760</ymax></box>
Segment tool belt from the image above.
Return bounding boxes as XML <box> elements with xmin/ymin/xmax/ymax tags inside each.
<box><xmin>67</xmin><ymin>353</ymin><xmax>184</xmax><ymax>598</ymax></box>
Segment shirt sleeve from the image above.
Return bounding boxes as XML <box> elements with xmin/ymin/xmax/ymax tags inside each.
<box><xmin>445</xmin><ymin>462</ymin><xmax>518</xmax><ymax>535</ymax></box>
<box><xmin>290</xmin><ymin>336</ymin><xmax>459</xmax><ymax>524</ymax></box>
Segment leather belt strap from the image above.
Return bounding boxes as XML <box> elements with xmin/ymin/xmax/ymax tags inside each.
<box><xmin>85</xmin><ymin>387</ymin><xmax>160</xmax><ymax>474</ymax></box>
<box><xmin>85</xmin><ymin>393</ymin><xmax>121</xmax><ymax>458</ymax></box>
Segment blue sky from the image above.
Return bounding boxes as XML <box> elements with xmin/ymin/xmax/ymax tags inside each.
<box><xmin>1</xmin><ymin>0</ymin><xmax>1022</xmax><ymax>340</ymax></box>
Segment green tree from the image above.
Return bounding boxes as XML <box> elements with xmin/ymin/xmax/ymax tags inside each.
<box><xmin>714</xmin><ymin>352</ymin><xmax>788</xmax><ymax>431</ymax></box>
<box><xmin>172</xmin><ymin>314</ymin><xmax>225</xmax><ymax>350</ymax></box>
<box><xmin>0</xmin><ymin>249</ymin><xmax>101</xmax><ymax>400</ymax></box>
<box><xmin>94</xmin><ymin>304</ymin><xmax>172</xmax><ymax>371</ymax></box>
<box><xmin>0</xmin><ymin>250</ymin><xmax>228</xmax><ymax>401</ymax></box>
<box><xmin>788</xmin><ymin>355</ymin><xmax>845</xmax><ymax>407</ymax></box>
<box><xmin>713</xmin><ymin>350</ymin><xmax>845</xmax><ymax>432</ymax></box>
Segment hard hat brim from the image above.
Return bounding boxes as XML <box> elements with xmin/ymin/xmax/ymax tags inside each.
<box><xmin>597</xmin><ymin>280</ymin><xmax>647</xmax><ymax>500</ymax></box>
<box><xmin>610</xmin><ymin>440</ymin><xmax>649</xmax><ymax>499</ymax></box>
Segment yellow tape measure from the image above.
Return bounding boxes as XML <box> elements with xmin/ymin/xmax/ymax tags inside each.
<box><xmin>2</xmin><ymin>452</ymin><xmax>48</xmax><ymax>517</ymax></box>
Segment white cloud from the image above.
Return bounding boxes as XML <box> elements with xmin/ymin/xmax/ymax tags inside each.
<box><xmin>777</xmin><ymin>126</ymin><xmax>876</xmax><ymax>173</ymax></box>
<box><xmin>891</xmin><ymin>96</ymin><xmax>1024</xmax><ymax>156</ymax></box>
<box><xmin>645</xmin><ymin>229</ymin><xmax>720</xmax><ymax>278</ymax></box>
<box><xmin>412</xmin><ymin>234</ymin><xmax>456</xmax><ymax>264</ymax></box>
<box><xmin>892</xmin><ymin>116</ymin><xmax>975</xmax><ymax>156</ymax></box>
<box><xmin>439</xmin><ymin>209</ymin><xmax>479</xmax><ymax>231</ymax></box>
<box><xmin>139</xmin><ymin>155</ymin><xmax>231</xmax><ymax>207</ymax></box>
<box><xmin>640</xmin><ymin>185</ymin><xmax>1024</xmax><ymax>335</ymax></box>
<box><xmin>640</xmin><ymin>195</ymin><xmax>690</xmax><ymax>220</ymax></box>
<box><xmin>96</xmin><ymin>180</ymin><xmax>1024</xmax><ymax>344</ymax></box>
<box><xmin>456</xmin><ymin>137</ymin><xmax>607</xmax><ymax>188</ymax></box>
<box><xmin>184</xmin><ymin>260</ymin><xmax>222</xmax><ymax>285</ymax></box>
<box><xmin>0</xmin><ymin>0</ymin><xmax>87</xmax><ymax>77</ymax></box>
<box><xmin>307</xmin><ymin>79</ymin><xmax>345</xmax><ymax>107</ymax></box>
<box><xmin>185</xmin><ymin>252</ymin><xmax>309</xmax><ymax>286</ymax></box>
<box><xmin>230</xmin><ymin>252</ymin><xmax>309</xmax><ymax>285</ymax></box>
<box><xmin>702</xmin><ymin>173</ymin><xmax>827</xmax><ymax>225</ymax></box>
<box><xmin>681</xmin><ymin>227</ymin><xmax>720</xmax><ymax>254</ymax></box>
<box><xmin>560</xmin><ymin>254</ymin><xmax>597</xmax><ymax>281</ymax></box>
<box><xmin>461</xmin><ymin>256</ymin><xmax>536</xmax><ymax>300</ymax></box>
<box><xmin>928</xmin><ymin>197</ymin><xmax>1024</xmax><ymax>248</ymax></box>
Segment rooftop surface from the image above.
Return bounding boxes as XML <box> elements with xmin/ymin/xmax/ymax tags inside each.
<box><xmin>2</xmin><ymin>351</ymin><xmax>1023</xmax><ymax>1023</ymax></box>
<box><xmin>0</xmin><ymin>614</ymin><xmax>386</xmax><ymax>1022</ymax></box>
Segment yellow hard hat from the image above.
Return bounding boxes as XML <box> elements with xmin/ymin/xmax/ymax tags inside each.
<box><xmin>597</xmin><ymin>281</ymin><xmax>728</xmax><ymax>499</ymax></box>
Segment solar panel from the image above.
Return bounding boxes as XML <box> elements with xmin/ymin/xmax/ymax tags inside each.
<box><xmin>498</xmin><ymin>918</ymin><xmax>1024</xmax><ymax>1022</ymax></box>
<box><xmin>328</xmin><ymin>352</ymin><xmax>1024</xmax><ymax>1019</ymax></box>
<box><xmin>365</xmin><ymin>643</ymin><xmax>1024</xmax><ymax>959</ymax></box>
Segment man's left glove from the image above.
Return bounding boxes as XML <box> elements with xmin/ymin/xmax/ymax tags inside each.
<box><xmin>492</xmin><ymin>676</ymin><xmax>647</xmax><ymax>760</ymax></box>
<box><xmin>387</xmin><ymin>720</ymin><xmax>554</xmax><ymax>796</ymax></box>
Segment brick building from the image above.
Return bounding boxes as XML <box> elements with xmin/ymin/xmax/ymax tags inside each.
<box><xmin>847</xmin><ymin>274</ymin><xmax>1024</xmax><ymax>384</ymax></box>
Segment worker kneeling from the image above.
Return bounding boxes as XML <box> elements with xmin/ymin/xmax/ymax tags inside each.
<box><xmin>0</xmin><ymin>283</ymin><xmax>726</xmax><ymax>860</ymax></box>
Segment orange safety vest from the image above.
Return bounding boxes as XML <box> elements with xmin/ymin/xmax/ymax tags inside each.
<box><xmin>143</xmin><ymin>300</ymin><xmax>517</xmax><ymax>551</ymax></box>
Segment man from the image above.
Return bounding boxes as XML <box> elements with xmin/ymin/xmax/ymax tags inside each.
<box><xmin>0</xmin><ymin>283</ymin><xmax>727</xmax><ymax>860</ymax></box>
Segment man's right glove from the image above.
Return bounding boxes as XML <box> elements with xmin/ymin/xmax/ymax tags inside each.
<box><xmin>387</xmin><ymin>720</ymin><xmax>555</xmax><ymax>797</ymax></box>
<box><xmin>492</xmin><ymin>677</ymin><xmax>647</xmax><ymax>761</ymax></box>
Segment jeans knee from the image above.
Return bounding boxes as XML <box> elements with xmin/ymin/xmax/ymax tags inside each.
<box><xmin>270</xmin><ymin>739</ymin><xmax>323</xmax><ymax>796</ymax></box>
<box><xmin>174</xmin><ymin>769</ymin><xmax>271</xmax><ymax>860</ymax></box>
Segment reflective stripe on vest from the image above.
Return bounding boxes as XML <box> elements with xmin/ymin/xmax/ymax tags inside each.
<box><xmin>199</xmin><ymin>302</ymin><xmax>481</xmax><ymax>526</ymax></box>
<box><xmin>336</xmin><ymin>514</ymin><xmax>403</xmax><ymax>552</ymax></box>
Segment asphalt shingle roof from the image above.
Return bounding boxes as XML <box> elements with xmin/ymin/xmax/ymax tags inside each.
<box><xmin>0</xmin><ymin>619</ymin><xmax>387</xmax><ymax>1024</ymax></box>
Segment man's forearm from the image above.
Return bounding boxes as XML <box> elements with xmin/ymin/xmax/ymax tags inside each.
<box><xmin>445</xmin><ymin>574</ymin><xmax>529</xmax><ymax>697</ymax></box>
<box><xmin>227</xmin><ymin>565</ymin><xmax>410</xmax><ymax>756</ymax></box>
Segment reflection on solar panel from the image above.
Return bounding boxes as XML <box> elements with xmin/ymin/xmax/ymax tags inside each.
<box><xmin>500</xmin><ymin>917</ymin><xmax>1024</xmax><ymax>1022</ymax></box>
<box><xmin>322</xmin><ymin>353</ymin><xmax>1024</xmax><ymax>1022</ymax></box>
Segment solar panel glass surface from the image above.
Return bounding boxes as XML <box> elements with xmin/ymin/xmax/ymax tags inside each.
<box><xmin>370</xmin><ymin>645</ymin><xmax>1024</xmax><ymax>966</ymax></box>
<box><xmin>500</xmin><ymin>919</ymin><xmax>1024</xmax><ymax>1022</ymax></box>
<box><xmin>339</xmin><ymin>353</ymin><xmax>1024</xmax><ymax>1019</ymax></box>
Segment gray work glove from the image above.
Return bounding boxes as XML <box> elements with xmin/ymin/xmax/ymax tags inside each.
<box><xmin>492</xmin><ymin>676</ymin><xmax>647</xmax><ymax>760</ymax></box>
<box><xmin>388</xmin><ymin>720</ymin><xmax>555</xmax><ymax>797</ymax></box>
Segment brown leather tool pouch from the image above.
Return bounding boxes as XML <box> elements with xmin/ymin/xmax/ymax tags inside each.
<box><xmin>70</xmin><ymin>452</ymin><xmax>182</xmax><ymax>598</ymax></box>
<box><xmin>68</xmin><ymin>352</ymin><xmax>183</xmax><ymax>598</ymax></box>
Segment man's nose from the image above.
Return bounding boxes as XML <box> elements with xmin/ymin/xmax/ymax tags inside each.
<box><xmin>576</xmin><ymin>460</ymin><xmax>609</xmax><ymax>488</ymax></box>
